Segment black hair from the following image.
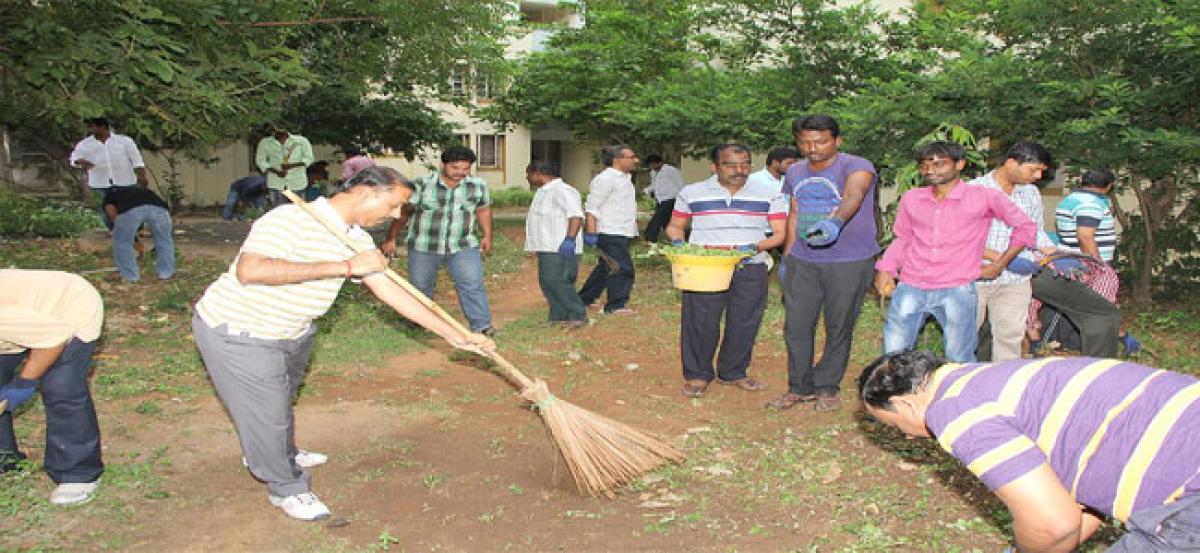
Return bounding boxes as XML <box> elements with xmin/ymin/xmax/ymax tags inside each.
<box><xmin>601</xmin><ymin>145</ymin><xmax>632</xmax><ymax>167</ymax></box>
<box><xmin>766</xmin><ymin>146</ymin><xmax>801</xmax><ymax>165</ymax></box>
<box><xmin>858</xmin><ymin>350</ymin><xmax>946</xmax><ymax>410</ymax></box>
<box><xmin>84</xmin><ymin>117</ymin><xmax>110</xmax><ymax>128</ymax></box>
<box><xmin>441</xmin><ymin>145</ymin><xmax>477</xmax><ymax>164</ymax></box>
<box><xmin>645</xmin><ymin>154</ymin><xmax>664</xmax><ymax>164</ymax></box>
<box><xmin>1003</xmin><ymin>141</ymin><xmax>1053</xmax><ymax>167</ymax></box>
<box><xmin>1081</xmin><ymin>168</ymin><xmax>1116</xmax><ymax>190</ymax></box>
<box><xmin>915</xmin><ymin>141</ymin><xmax>966</xmax><ymax>163</ymax></box>
<box><xmin>792</xmin><ymin>114</ymin><xmax>840</xmax><ymax>138</ymax></box>
<box><xmin>306</xmin><ymin>160</ymin><xmax>329</xmax><ymax>177</ymax></box>
<box><xmin>344</xmin><ymin>147</ymin><xmax>363</xmax><ymax>157</ymax></box>
<box><xmin>709</xmin><ymin>143</ymin><xmax>751</xmax><ymax>163</ymax></box>
<box><xmin>337</xmin><ymin>165</ymin><xmax>413</xmax><ymax>193</ymax></box>
<box><xmin>530</xmin><ymin>160</ymin><xmax>560</xmax><ymax>177</ymax></box>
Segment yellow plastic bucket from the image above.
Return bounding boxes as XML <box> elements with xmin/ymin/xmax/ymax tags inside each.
<box><xmin>666</xmin><ymin>253</ymin><xmax>744</xmax><ymax>292</ymax></box>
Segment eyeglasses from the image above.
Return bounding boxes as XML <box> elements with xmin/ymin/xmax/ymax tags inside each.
<box><xmin>718</xmin><ymin>162</ymin><xmax>753</xmax><ymax>169</ymax></box>
<box><xmin>616</xmin><ymin>154</ymin><xmax>639</xmax><ymax>160</ymax></box>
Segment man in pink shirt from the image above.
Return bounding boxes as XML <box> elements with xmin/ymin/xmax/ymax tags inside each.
<box><xmin>874</xmin><ymin>141</ymin><xmax>1036</xmax><ymax>362</ymax></box>
<box><xmin>340</xmin><ymin>147</ymin><xmax>376</xmax><ymax>183</ymax></box>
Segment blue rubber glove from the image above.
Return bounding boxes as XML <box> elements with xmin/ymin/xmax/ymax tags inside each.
<box><xmin>1049</xmin><ymin>257</ymin><xmax>1085</xmax><ymax>276</ymax></box>
<box><xmin>1006</xmin><ymin>257</ymin><xmax>1041</xmax><ymax>275</ymax></box>
<box><xmin>736</xmin><ymin>244</ymin><xmax>757</xmax><ymax>253</ymax></box>
<box><xmin>1121</xmin><ymin>333</ymin><xmax>1142</xmax><ymax>355</ymax></box>
<box><xmin>0</xmin><ymin>377</ymin><xmax>38</xmax><ymax>412</ymax></box>
<box><xmin>804</xmin><ymin>217</ymin><xmax>844</xmax><ymax>247</ymax></box>
<box><xmin>671</xmin><ymin>239</ymin><xmax>685</xmax><ymax>247</ymax></box>
<box><xmin>582</xmin><ymin>233</ymin><xmax>599</xmax><ymax>248</ymax></box>
<box><xmin>557</xmin><ymin>237</ymin><xmax>577</xmax><ymax>259</ymax></box>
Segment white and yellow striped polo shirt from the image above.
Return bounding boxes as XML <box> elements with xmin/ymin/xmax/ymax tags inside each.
<box><xmin>195</xmin><ymin>198</ymin><xmax>375</xmax><ymax>339</ymax></box>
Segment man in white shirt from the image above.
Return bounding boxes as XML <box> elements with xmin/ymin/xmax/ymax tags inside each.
<box><xmin>746</xmin><ymin>146</ymin><xmax>800</xmax><ymax>193</ymax></box>
<box><xmin>69</xmin><ymin>117</ymin><xmax>149</xmax><ymax>229</ymax></box>
<box><xmin>579</xmin><ymin>145</ymin><xmax>640</xmax><ymax>315</ymax></box>
<box><xmin>525</xmin><ymin>161</ymin><xmax>588</xmax><ymax>329</ymax></box>
<box><xmin>255</xmin><ymin>126</ymin><xmax>315</xmax><ymax>206</ymax></box>
<box><xmin>642</xmin><ymin>154</ymin><xmax>684</xmax><ymax>242</ymax></box>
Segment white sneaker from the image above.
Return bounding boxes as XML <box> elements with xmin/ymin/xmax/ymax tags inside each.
<box><xmin>269</xmin><ymin>492</ymin><xmax>330</xmax><ymax>521</ymax></box>
<box><xmin>50</xmin><ymin>481</ymin><xmax>99</xmax><ymax>506</ymax></box>
<box><xmin>242</xmin><ymin>449</ymin><xmax>328</xmax><ymax>469</ymax></box>
<box><xmin>293</xmin><ymin>450</ymin><xmax>327</xmax><ymax>468</ymax></box>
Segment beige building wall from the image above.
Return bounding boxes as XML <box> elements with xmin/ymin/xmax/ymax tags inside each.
<box><xmin>140</xmin><ymin>142</ymin><xmax>344</xmax><ymax>207</ymax></box>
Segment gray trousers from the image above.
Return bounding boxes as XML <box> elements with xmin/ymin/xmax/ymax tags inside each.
<box><xmin>192</xmin><ymin>314</ymin><xmax>315</xmax><ymax>497</ymax></box>
<box><xmin>1108</xmin><ymin>493</ymin><xmax>1200</xmax><ymax>551</ymax></box>
<box><xmin>781</xmin><ymin>256</ymin><xmax>874</xmax><ymax>395</ymax></box>
<box><xmin>680</xmin><ymin>263</ymin><xmax>768</xmax><ymax>382</ymax></box>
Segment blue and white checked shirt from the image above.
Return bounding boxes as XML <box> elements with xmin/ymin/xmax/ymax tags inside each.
<box><xmin>969</xmin><ymin>172</ymin><xmax>1055</xmax><ymax>285</ymax></box>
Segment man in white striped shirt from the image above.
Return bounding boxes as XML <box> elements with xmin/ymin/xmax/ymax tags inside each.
<box><xmin>579</xmin><ymin>145</ymin><xmax>641</xmax><ymax>314</ymax></box>
<box><xmin>970</xmin><ymin>141</ymin><xmax>1059</xmax><ymax>361</ymax></box>
<box><xmin>666</xmin><ymin>144</ymin><xmax>788</xmax><ymax>398</ymax></box>
<box><xmin>192</xmin><ymin>167</ymin><xmax>494</xmax><ymax>521</ymax></box>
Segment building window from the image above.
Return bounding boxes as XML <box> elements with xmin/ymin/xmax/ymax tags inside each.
<box><xmin>476</xmin><ymin>135</ymin><xmax>504</xmax><ymax>169</ymax></box>
<box><xmin>474</xmin><ymin>74</ymin><xmax>492</xmax><ymax>101</ymax></box>
<box><xmin>448</xmin><ymin>67</ymin><xmax>467</xmax><ymax>97</ymax></box>
<box><xmin>457</xmin><ymin>134</ymin><xmax>471</xmax><ymax>147</ymax></box>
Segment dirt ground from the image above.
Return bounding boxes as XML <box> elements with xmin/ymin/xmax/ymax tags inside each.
<box><xmin>4</xmin><ymin>213</ymin><xmax>1015</xmax><ymax>552</ymax></box>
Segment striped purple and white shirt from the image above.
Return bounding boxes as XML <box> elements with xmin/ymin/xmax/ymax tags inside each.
<box><xmin>925</xmin><ymin>357</ymin><xmax>1200</xmax><ymax>522</ymax></box>
<box><xmin>672</xmin><ymin>176</ymin><xmax>788</xmax><ymax>264</ymax></box>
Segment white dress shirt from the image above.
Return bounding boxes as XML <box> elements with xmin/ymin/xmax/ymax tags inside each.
<box><xmin>69</xmin><ymin>133</ymin><xmax>146</xmax><ymax>189</ymax></box>
<box><xmin>525</xmin><ymin>178</ymin><xmax>585</xmax><ymax>253</ymax></box>
<box><xmin>643</xmin><ymin>163</ymin><xmax>684</xmax><ymax>202</ymax></box>
<box><xmin>585</xmin><ymin>167</ymin><xmax>639</xmax><ymax>237</ymax></box>
<box><xmin>746</xmin><ymin>167</ymin><xmax>785</xmax><ymax>194</ymax></box>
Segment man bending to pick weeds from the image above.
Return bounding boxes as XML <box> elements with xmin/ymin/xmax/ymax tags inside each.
<box><xmin>860</xmin><ymin>351</ymin><xmax>1200</xmax><ymax>552</ymax></box>
<box><xmin>192</xmin><ymin>166</ymin><xmax>494</xmax><ymax>521</ymax></box>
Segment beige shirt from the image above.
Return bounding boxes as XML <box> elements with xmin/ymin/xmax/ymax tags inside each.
<box><xmin>0</xmin><ymin>270</ymin><xmax>104</xmax><ymax>354</ymax></box>
<box><xmin>194</xmin><ymin>197</ymin><xmax>374</xmax><ymax>340</ymax></box>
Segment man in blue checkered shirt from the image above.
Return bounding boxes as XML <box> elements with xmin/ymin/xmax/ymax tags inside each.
<box><xmin>969</xmin><ymin>141</ymin><xmax>1060</xmax><ymax>361</ymax></box>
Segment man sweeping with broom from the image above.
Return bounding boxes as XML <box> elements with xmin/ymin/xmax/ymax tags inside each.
<box><xmin>192</xmin><ymin>166</ymin><xmax>495</xmax><ymax>521</ymax></box>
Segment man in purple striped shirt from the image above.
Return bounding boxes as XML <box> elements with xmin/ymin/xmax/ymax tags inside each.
<box><xmin>859</xmin><ymin>351</ymin><xmax>1200</xmax><ymax>552</ymax></box>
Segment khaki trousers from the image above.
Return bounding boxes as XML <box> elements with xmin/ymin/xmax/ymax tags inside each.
<box><xmin>975</xmin><ymin>280</ymin><xmax>1033</xmax><ymax>361</ymax></box>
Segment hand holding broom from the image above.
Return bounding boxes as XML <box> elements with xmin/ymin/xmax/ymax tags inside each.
<box><xmin>281</xmin><ymin>190</ymin><xmax>683</xmax><ymax>497</ymax></box>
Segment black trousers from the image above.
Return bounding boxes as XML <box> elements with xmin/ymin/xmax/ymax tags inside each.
<box><xmin>0</xmin><ymin>338</ymin><xmax>104</xmax><ymax>483</ymax></box>
<box><xmin>1030</xmin><ymin>270</ymin><xmax>1121</xmax><ymax>358</ymax></box>
<box><xmin>781</xmin><ymin>256</ymin><xmax>874</xmax><ymax>395</ymax></box>
<box><xmin>680</xmin><ymin>263</ymin><xmax>769</xmax><ymax>382</ymax></box>
<box><xmin>643</xmin><ymin>199</ymin><xmax>675</xmax><ymax>242</ymax></box>
<box><xmin>578</xmin><ymin>234</ymin><xmax>635</xmax><ymax>312</ymax></box>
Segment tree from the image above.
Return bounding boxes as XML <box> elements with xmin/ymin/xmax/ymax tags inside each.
<box><xmin>0</xmin><ymin>0</ymin><xmax>312</xmax><ymax>198</ymax></box>
<box><xmin>818</xmin><ymin>0</ymin><xmax>1200</xmax><ymax>301</ymax></box>
<box><xmin>0</xmin><ymin>0</ymin><xmax>512</xmax><ymax>205</ymax></box>
<box><xmin>278</xmin><ymin>0</ymin><xmax>512</xmax><ymax>159</ymax></box>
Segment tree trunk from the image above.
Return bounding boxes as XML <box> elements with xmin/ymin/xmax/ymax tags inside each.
<box><xmin>1128</xmin><ymin>178</ymin><xmax>1156</xmax><ymax>304</ymax></box>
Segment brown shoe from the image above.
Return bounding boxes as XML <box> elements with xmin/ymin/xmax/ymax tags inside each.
<box><xmin>681</xmin><ymin>380</ymin><xmax>709</xmax><ymax>398</ymax></box>
<box><xmin>814</xmin><ymin>395</ymin><xmax>842</xmax><ymax>412</ymax></box>
<box><xmin>717</xmin><ymin>377</ymin><xmax>768</xmax><ymax>392</ymax></box>
<box><xmin>766</xmin><ymin>393</ymin><xmax>817</xmax><ymax>410</ymax></box>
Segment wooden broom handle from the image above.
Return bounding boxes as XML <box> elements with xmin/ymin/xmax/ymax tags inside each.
<box><xmin>281</xmin><ymin>190</ymin><xmax>534</xmax><ymax>390</ymax></box>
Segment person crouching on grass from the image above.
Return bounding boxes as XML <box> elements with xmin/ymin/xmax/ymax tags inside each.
<box><xmin>192</xmin><ymin>166</ymin><xmax>495</xmax><ymax>521</ymax></box>
<box><xmin>860</xmin><ymin>350</ymin><xmax>1200</xmax><ymax>552</ymax></box>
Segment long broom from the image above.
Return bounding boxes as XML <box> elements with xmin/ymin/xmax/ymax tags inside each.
<box><xmin>282</xmin><ymin>190</ymin><xmax>684</xmax><ymax>497</ymax></box>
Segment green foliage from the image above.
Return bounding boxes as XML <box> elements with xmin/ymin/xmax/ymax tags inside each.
<box><xmin>0</xmin><ymin>188</ymin><xmax>102</xmax><ymax>237</ymax></box>
<box><xmin>489</xmin><ymin>187</ymin><xmax>535</xmax><ymax>208</ymax></box>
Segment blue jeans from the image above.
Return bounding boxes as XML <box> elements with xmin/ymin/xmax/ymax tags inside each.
<box><xmin>578</xmin><ymin>234</ymin><xmax>635</xmax><ymax>312</ymax></box>
<box><xmin>223</xmin><ymin>188</ymin><xmax>265</xmax><ymax>220</ymax></box>
<box><xmin>113</xmin><ymin>205</ymin><xmax>175</xmax><ymax>281</ymax></box>
<box><xmin>883</xmin><ymin>282</ymin><xmax>979</xmax><ymax>362</ymax></box>
<box><xmin>406</xmin><ymin>247</ymin><xmax>493</xmax><ymax>332</ymax></box>
<box><xmin>0</xmin><ymin>339</ymin><xmax>104</xmax><ymax>484</ymax></box>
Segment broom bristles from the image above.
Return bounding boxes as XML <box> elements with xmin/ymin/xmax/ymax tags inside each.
<box><xmin>523</xmin><ymin>380</ymin><xmax>685</xmax><ymax>498</ymax></box>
